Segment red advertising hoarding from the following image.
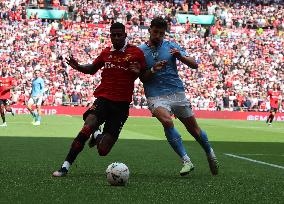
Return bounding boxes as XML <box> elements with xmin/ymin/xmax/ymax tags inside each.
<box><xmin>11</xmin><ymin>105</ymin><xmax>284</xmax><ymax>121</ymax></box>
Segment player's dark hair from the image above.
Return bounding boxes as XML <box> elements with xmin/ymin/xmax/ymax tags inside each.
<box><xmin>150</xmin><ymin>17</ymin><xmax>168</xmax><ymax>30</ymax></box>
<box><xmin>110</xmin><ymin>22</ymin><xmax>125</xmax><ymax>32</ymax></box>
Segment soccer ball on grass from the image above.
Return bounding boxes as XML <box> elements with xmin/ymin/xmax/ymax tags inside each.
<box><xmin>106</xmin><ymin>162</ymin><xmax>129</xmax><ymax>186</ymax></box>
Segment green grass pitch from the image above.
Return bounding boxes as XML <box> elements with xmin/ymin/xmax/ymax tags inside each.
<box><xmin>0</xmin><ymin>115</ymin><xmax>283</xmax><ymax>203</ymax></box>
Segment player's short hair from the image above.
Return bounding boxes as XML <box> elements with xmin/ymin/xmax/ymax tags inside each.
<box><xmin>110</xmin><ymin>22</ymin><xmax>125</xmax><ymax>32</ymax></box>
<box><xmin>150</xmin><ymin>17</ymin><xmax>168</xmax><ymax>30</ymax></box>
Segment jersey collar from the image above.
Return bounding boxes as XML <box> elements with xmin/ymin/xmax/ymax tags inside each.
<box><xmin>146</xmin><ymin>40</ymin><xmax>164</xmax><ymax>49</ymax></box>
<box><xmin>110</xmin><ymin>38</ymin><xmax>129</xmax><ymax>52</ymax></box>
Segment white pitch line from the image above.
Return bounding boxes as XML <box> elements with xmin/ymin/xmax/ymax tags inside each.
<box><xmin>238</xmin><ymin>154</ymin><xmax>284</xmax><ymax>157</ymax></box>
<box><xmin>224</xmin><ymin>153</ymin><xmax>284</xmax><ymax>170</ymax></box>
<box><xmin>63</xmin><ymin>114</ymin><xmax>73</xmax><ymax>117</ymax></box>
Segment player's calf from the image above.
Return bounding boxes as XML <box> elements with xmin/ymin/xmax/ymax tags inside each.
<box><xmin>97</xmin><ymin>133</ymin><xmax>117</xmax><ymax>156</ymax></box>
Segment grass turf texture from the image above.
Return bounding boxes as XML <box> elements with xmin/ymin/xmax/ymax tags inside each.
<box><xmin>0</xmin><ymin>115</ymin><xmax>283</xmax><ymax>203</ymax></box>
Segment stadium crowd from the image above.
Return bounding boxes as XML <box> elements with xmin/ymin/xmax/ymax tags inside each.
<box><xmin>0</xmin><ymin>0</ymin><xmax>283</xmax><ymax>112</ymax></box>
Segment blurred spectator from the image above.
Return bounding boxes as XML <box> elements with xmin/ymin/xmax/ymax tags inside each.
<box><xmin>70</xmin><ymin>90</ymin><xmax>81</xmax><ymax>106</ymax></box>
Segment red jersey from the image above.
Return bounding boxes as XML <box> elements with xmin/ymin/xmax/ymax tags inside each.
<box><xmin>0</xmin><ymin>76</ymin><xmax>14</xmax><ymax>99</ymax></box>
<box><xmin>208</xmin><ymin>101</ymin><xmax>215</xmax><ymax>109</ymax></box>
<box><xmin>47</xmin><ymin>95</ymin><xmax>55</xmax><ymax>104</ymax></box>
<box><xmin>267</xmin><ymin>89</ymin><xmax>281</xmax><ymax>108</ymax></box>
<box><xmin>259</xmin><ymin>101</ymin><xmax>267</xmax><ymax>111</ymax></box>
<box><xmin>91</xmin><ymin>45</ymin><xmax>146</xmax><ymax>102</ymax></box>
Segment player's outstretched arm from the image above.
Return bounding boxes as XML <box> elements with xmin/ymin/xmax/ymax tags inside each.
<box><xmin>66</xmin><ymin>55</ymin><xmax>100</xmax><ymax>75</ymax></box>
<box><xmin>170</xmin><ymin>48</ymin><xmax>198</xmax><ymax>69</ymax></box>
<box><xmin>140</xmin><ymin>60</ymin><xmax>167</xmax><ymax>82</ymax></box>
<box><xmin>180</xmin><ymin>56</ymin><xmax>198</xmax><ymax>69</ymax></box>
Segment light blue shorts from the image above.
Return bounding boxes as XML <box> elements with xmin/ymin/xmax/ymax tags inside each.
<box><xmin>147</xmin><ymin>92</ymin><xmax>194</xmax><ymax>118</ymax></box>
<box><xmin>28</xmin><ymin>96</ymin><xmax>43</xmax><ymax>106</ymax></box>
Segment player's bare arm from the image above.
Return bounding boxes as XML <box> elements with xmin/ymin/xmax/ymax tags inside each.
<box><xmin>170</xmin><ymin>48</ymin><xmax>198</xmax><ymax>69</ymax></box>
<box><xmin>140</xmin><ymin>60</ymin><xmax>167</xmax><ymax>82</ymax></box>
<box><xmin>66</xmin><ymin>55</ymin><xmax>98</xmax><ymax>75</ymax></box>
<box><xmin>129</xmin><ymin>62</ymin><xmax>142</xmax><ymax>75</ymax></box>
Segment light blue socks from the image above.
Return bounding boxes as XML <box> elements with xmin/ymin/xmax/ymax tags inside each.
<box><xmin>164</xmin><ymin>127</ymin><xmax>187</xmax><ymax>158</ymax></box>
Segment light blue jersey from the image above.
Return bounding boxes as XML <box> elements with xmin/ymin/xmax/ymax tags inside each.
<box><xmin>31</xmin><ymin>77</ymin><xmax>44</xmax><ymax>97</ymax></box>
<box><xmin>139</xmin><ymin>40</ymin><xmax>188</xmax><ymax>97</ymax></box>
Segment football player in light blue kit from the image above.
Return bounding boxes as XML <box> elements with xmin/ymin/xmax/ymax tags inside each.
<box><xmin>139</xmin><ymin>17</ymin><xmax>219</xmax><ymax>176</ymax></box>
<box><xmin>27</xmin><ymin>70</ymin><xmax>45</xmax><ymax>126</ymax></box>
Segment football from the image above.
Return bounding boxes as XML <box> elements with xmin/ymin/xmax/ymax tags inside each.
<box><xmin>106</xmin><ymin>162</ymin><xmax>129</xmax><ymax>186</ymax></box>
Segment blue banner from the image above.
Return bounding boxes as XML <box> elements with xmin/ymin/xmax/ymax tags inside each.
<box><xmin>177</xmin><ymin>14</ymin><xmax>215</xmax><ymax>25</ymax></box>
<box><xmin>27</xmin><ymin>9</ymin><xmax>67</xmax><ymax>19</ymax></box>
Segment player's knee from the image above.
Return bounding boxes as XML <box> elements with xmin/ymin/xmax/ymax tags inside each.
<box><xmin>84</xmin><ymin>114</ymin><xmax>99</xmax><ymax>129</ymax></box>
<box><xmin>161</xmin><ymin>118</ymin><xmax>174</xmax><ymax>128</ymax></box>
<box><xmin>98</xmin><ymin>146</ymin><xmax>110</xmax><ymax>156</ymax></box>
<box><xmin>80</xmin><ymin>125</ymin><xmax>93</xmax><ymax>137</ymax></box>
<box><xmin>97</xmin><ymin>133</ymin><xmax>117</xmax><ymax>156</ymax></box>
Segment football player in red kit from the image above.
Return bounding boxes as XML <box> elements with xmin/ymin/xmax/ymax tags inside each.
<box><xmin>266</xmin><ymin>83</ymin><xmax>282</xmax><ymax>126</ymax></box>
<box><xmin>0</xmin><ymin>68</ymin><xmax>15</xmax><ymax>127</ymax></box>
<box><xmin>53</xmin><ymin>22</ymin><xmax>146</xmax><ymax>177</ymax></box>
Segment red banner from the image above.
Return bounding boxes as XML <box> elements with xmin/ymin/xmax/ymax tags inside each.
<box><xmin>11</xmin><ymin>105</ymin><xmax>284</xmax><ymax>121</ymax></box>
<box><xmin>194</xmin><ymin>110</ymin><xmax>284</xmax><ymax>122</ymax></box>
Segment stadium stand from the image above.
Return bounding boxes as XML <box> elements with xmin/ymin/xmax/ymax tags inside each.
<box><xmin>0</xmin><ymin>0</ymin><xmax>283</xmax><ymax>112</ymax></box>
